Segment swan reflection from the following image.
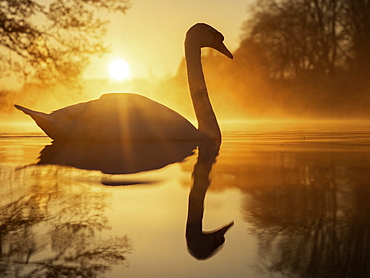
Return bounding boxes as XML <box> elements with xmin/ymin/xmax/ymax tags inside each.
<box><xmin>38</xmin><ymin>140</ymin><xmax>198</xmax><ymax>174</ymax></box>
<box><xmin>186</xmin><ymin>141</ymin><xmax>234</xmax><ymax>259</ymax></box>
<box><xmin>36</xmin><ymin>139</ymin><xmax>233</xmax><ymax>260</ymax></box>
<box><xmin>38</xmin><ymin>141</ymin><xmax>233</xmax><ymax>259</ymax></box>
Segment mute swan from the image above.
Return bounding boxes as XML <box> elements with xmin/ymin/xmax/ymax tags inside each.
<box><xmin>14</xmin><ymin>23</ymin><xmax>233</xmax><ymax>142</ymax></box>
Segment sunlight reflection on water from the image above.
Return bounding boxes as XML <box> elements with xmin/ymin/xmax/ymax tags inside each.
<box><xmin>1</xmin><ymin>120</ymin><xmax>370</xmax><ymax>277</ymax></box>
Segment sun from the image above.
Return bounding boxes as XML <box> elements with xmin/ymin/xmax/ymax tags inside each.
<box><xmin>108</xmin><ymin>59</ymin><xmax>131</xmax><ymax>80</ymax></box>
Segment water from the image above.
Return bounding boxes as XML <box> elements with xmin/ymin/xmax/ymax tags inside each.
<box><xmin>1</xmin><ymin>120</ymin><xmax>370</xmax><ymax>277</ymax></box>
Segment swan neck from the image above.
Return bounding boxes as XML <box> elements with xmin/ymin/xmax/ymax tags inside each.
<box><xmin>185</xmin><ymin>43</ymin><xmax>221</xmax><ymax>141</ymax></box>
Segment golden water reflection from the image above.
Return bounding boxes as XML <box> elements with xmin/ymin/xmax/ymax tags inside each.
<box><xmin>1</xmin><ymin>120</ymin><xmax>370</xmax><ymax>277</ymax></box>
<box><xmin>237</xmin><ymin>149</ymin><xmax>370</xmax><ymax>277</ymax></box>
<box><xmin>0</xmin><ymin>165</ymin><xmax>131</xmax><ymax>277</ymax></box>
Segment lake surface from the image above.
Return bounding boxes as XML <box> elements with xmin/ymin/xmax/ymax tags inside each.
<box><xmin>1</xmin><ymin>120</ymin><xmax>370</xmax><ymax>277</ymax></box>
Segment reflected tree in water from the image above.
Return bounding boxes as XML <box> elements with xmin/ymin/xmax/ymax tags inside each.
<box><xmin>243</xmin><ymin>151</ymin><xmax>370</xmax><ymax>277</ymax></box>
<box><xmin>0</xmin><ymin>166</ymin><xmax>131</xmax><ymax>277</ymax></box>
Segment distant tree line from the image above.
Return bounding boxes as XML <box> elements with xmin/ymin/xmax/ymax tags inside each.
<box><xmin>205</xmin><ymin>0</ymin><xmax>370</xmax><ymax>118</ymax></box>
<box><xmin>241</xmin><ymin>0</ymin><xmax>369</xmax><ymax>80</ymax></box>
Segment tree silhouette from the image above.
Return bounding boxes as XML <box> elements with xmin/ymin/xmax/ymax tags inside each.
<box><xmin>343</xmin><ymin>0</ymin><xmax>370</xmax><ymax>83</ymax></box>
<box><xmin>243</xmin><ymin>0</ymin><xmax>346</xmax><ymax>79</ymax></box>
<box><xmin>0</xmin><ymin>0</ymin><xmax>130</xmax><ymax>84</ymax></box>
<box><xmin>207</xmin><ymin>0</ymin><xmax>370</xmax><ymax>117</ymax></box>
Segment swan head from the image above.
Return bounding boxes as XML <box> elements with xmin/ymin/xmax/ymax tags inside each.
<box><xmin>186</xmin><ymin>221</ymin><xmax>234</xmax><ymax>260</ymax></box>
<box><xmin>186</xmin><ymin>23</ymin><xmax>233</xmax><ymax>59</ymax></box>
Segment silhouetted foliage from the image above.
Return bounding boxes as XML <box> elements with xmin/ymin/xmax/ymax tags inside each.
<box><xmin>343</xmin><ymin>0</ymin><xmax>370</xmax><ymax>88</ymax></box>
<box><xmin>220</xmin><ymin>0</ymin><xmax>370</xmax><ymax>117</ymax></box>
<box><xmin>242</xmin><ymin>0</ymin><xmax>362</xmax><ymax>79</ymax></box>
<box><xmin>0</xmin><ymin>0</ymin><xmax>130</xmax><ymax>84</ymax></box>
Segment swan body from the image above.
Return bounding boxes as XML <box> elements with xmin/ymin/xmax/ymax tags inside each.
<box><xmin>14</xmin><ymin>23</ymin><xmax>233</xmax><ymax>142</ymax></box>
<box><xmin>15</xmin><ymin>93</ymin><xmax>201</xmax><ymax>141</ymax></box>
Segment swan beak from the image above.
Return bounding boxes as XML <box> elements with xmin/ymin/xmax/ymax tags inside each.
<box><xmin>215</xmin><ymin>41</ymin><xmax>233</xmax><ymax>59</ymax></box>
<box><xmin>217</xmin><ymin>221</ymin><xmax>234</xmax><ymax>236</ymax></box>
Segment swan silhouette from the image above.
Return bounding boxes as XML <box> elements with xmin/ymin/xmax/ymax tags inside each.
<box><xmin>14</xmin><ymin>23</ymin><xmax>233</xmax><ymax>142</ymax></box>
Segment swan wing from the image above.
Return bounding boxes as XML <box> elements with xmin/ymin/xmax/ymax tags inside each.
<box><xmin>35</xmin><ymin>93</ymin><xmax>201</xmax><ymax>141</ymax></box>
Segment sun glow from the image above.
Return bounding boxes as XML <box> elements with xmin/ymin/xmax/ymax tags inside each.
<box><xmin>108</xmin><ymin>59</ymin><xmax>131</xmax><ymax>80</ymax></box>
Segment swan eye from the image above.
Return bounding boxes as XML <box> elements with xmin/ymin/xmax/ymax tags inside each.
<box><xmin>209</xmin><ymin>31</ymin><xmax>223</xmax><ymax>49</ymax></box>
<box><xmin>209</xmin><ymin>30</ymin><xmax>224</xmax><ymax>44</ymax></box>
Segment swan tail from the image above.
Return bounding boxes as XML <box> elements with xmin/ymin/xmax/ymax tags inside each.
<box><xmin>14</xmin><ymin>104</ymin><xmax>58</xmax><ymax>139</ymax></box>
<box><xmin>14</xmin><ymin>104</ymin><xmax>48</xmax><ymax>120</ymax></box>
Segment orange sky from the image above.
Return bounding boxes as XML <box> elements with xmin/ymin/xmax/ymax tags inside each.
<box><xmin>85</xmin><ymin>0</ymin><xmax>250</xmax><ymax>79</ymax></box>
